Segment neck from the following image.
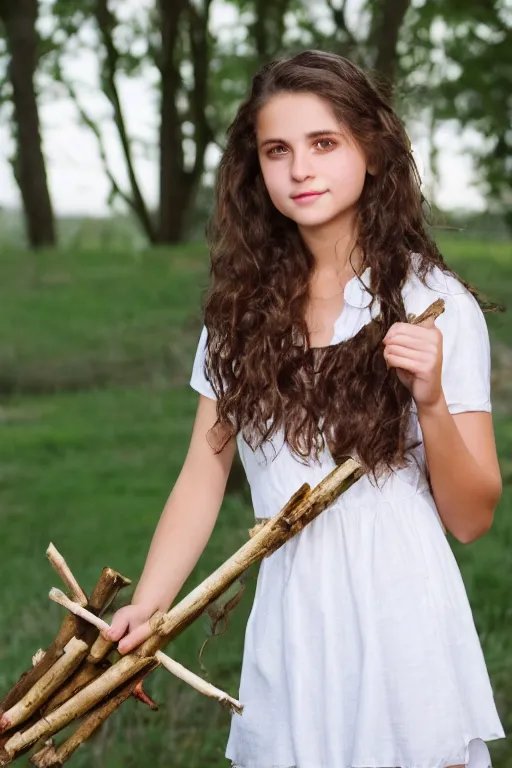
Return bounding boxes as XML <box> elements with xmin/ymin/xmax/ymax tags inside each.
<box><xmin>298</xmin><ymin>210</ymin><xmax>362</xmax><ymax>281</ymax></box>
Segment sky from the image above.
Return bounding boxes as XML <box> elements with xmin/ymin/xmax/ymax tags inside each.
<box><xmin>0</xmin><ymin>0</ymin><xmax>489</xmax><ymax>217</ymax></box>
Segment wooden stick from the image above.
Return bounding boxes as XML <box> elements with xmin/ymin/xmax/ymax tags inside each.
<box><xmin>2</xmin><ymin>655</ymin><xmax>154</xmax><ymax>758</ymax></box>
<box><xmin>45</xmin><ymin>545</ymin><xmax>88</xmax><ymax>608</ymax></box>
<box><xmin>39</xmin><ymin>575</ymin><xmax>131</xmax><ymax>716</ymax></box>
<box><xmin>41</xmin><ymin>665</ymin><xmax>105</xmax><ymax>717</ymax></box>
<box><xmin>28</xmin><ymin>742</ymin><xmax>58</xmax><ymax>768</ymax></box>
<box><xmin>43</xmin><ymin>637</ymin><xmax>117</xmax><ymax>715</ymax></box>
<box><xmin>86</xmin><ymin>635</ymin><xmax>114</xmax><ymax>664</ymax></box>
<box><xmin>0</xmin><ymin>567</ymin><xmax>131</xmax><ymax>715</ymax></box>
<box><xmin>88</xmin><ymin>568</ymin><xmax>132</xmax><ymax>616</ymax></box>
<box><xmin>31</xmin><ymin>652</ymin><xmax>45</xmax><ymax>668</ymax></box>
<box><xmin>2</xmin><ymin>456</ymin><xmax>361</xmax><ymax>763</ymax></box>
<box><xmin>1</xmin><ymin>455</ymin><xmax>350</xmax><ymax>759</ymax></box>
<box><xmin>150</xmin><ymin>457</ymin><xmax>363</xmax><ymax>643</ymax></box>
<box><xmin>409</xmin><ymin>297</ymin><xmax>445</xmax><ymax>325</ymax></box>
<box><xmin>0</xmin><ymin>720</ymin><xmax>39</xmax><ymax>766</ymax></box>
<box><xmin>49</xmin><ymin>591</ymin><xmax>109</xmax><ymax>634</ymax></box>
<box><xmin>154</xmin><ymin>651</ymin><xmax>243</xmax><ymax>714</ymax></box>
<box><xmin>0</xmin><ymin>446</ymin><xmax>397</xmax><ymax>758</ymax></box>
<box><xmin>0</xmin><ymin>639</ymin><xmax>88</xmax><ymax>735</ymax></box>
<box><xmin>28</xmin><ymin>665</ymin><xmax>157</xmax><ymax>768</ymax></box>
<box><xmin>131</xmin><ymin>681</ymin><xmax>158</xmax><ymax>710</ymax></box>
<box><xmin>49</xmin><ymin>592</ymin><xmax>243</xmax><ymax>714</ymax></box>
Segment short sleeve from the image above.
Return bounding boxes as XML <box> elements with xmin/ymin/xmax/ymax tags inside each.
<box><xmin>189</xmin><ymin>325</ymin><xmax>217</xmax><ymax>400</ymax></box>
<box><xmin>436</xmin><ymin>290</ymin><xmax>492</xmax><ymax>414</ymax></box>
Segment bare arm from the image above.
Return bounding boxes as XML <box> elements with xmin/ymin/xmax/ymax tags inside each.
<box><xmin>383</xmin><ymin>306</ymin><xmax>502</xmax><ymax>546</ymax></box>
<box><xmin>132</xmin><ymin>395</ymin><xmax>236</xmax><ymax>612</ymax></box>
<box><xmin>419</xmin><ymin>403</ymin><xmax>502</xmax><ymax>544</ymax></box>
<box><xmin>106</xmin><ymin>395</ymin><xmax>236</xmax><ymax>652</ymax></box>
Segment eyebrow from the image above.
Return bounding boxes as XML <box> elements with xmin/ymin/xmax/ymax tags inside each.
<box><xmin>258</xmin><ymin>130</ymin><xmax>343</xmax><ymax>149</ymax></box>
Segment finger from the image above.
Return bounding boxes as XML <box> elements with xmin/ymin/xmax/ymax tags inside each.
<box><xmin>384</xmin><ymin>322</ymin><xmax>408</xmax><ymax>339</ymax></box>
<box><xmin>385</xmin><ymin>323</ymin><xmax>436</xmax><ymax>342</ymax></box>
<box><xmin>383</xmin><ymin>333</ymin><xmax>437</xmax><ymax>351</ymax></box>
<box><xmin>384</xmin><ymin>345</ymin><xmax>430</xmax><ymax>363</ymax></box>
<box><xmin>118</xmin><ymin>622</ymin><xmax>152</xmax><ymax>655</ymax></box>
<box><xmin>384</xmin><ymin>352</ymin><xmax>425</xmax><ymax>374</ymax></box>
<box><xmin>105</xmin><ymin>612</ymin><xmax>130</xmax><ymax>642</ymax></box>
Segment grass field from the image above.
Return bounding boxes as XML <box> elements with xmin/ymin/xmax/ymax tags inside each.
<box><xmin>0</xmin><ymin>235</ymin><xmax>510</xmax><ymax>766</ymax></box>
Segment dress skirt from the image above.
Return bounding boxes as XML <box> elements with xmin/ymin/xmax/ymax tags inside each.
<box><xmin>225</xmin><ymin>489</ymin><xmax>505</xmax><ymax>768</ymax></box>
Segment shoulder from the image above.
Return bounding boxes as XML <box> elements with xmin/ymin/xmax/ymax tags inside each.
<box><xmin>402</xmin><ymin>252</ymin><xmax>465</xmax><ymax>308</ymax></box>
<box><xmin>402</xmin><ymin>253</ymin><xmax>484</xmax><ymax>326</ymax></box>
<box><xmin>402</xmin><ymin>254</ymin><xmax>489</xmax><ymax>359</ymax></box>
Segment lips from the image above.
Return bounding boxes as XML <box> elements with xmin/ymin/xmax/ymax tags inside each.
<box><xmin>291</xmin><ymin>191</ymin><xmax>326</xmax><ymax>200</ymax></box>
<box><xmin>292</xmin><ymin>191</ymin><xmax>324</xmax><ymax>198</ymax></box>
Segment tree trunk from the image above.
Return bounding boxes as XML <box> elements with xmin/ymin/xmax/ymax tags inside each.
<box><xmin>0</xmin><ymin>0</ymin><xmax>56</xmax><ymax>248</ymax></box>
<box><xmin>94</xmin><ymin>0</ymin><xmax>157</xmax><ymax>243</ymax></box>
<box><xmin>252</xmin><ymin>0</ymin><xmax>292</xmax><ymax>64</ymax></box>
<box><xmin>158</xmin><ymin>0</ymin><xmax>213</xmax><ymax>244</ymax></box>
<box><xmin>371</xmin><ymin>0</ymin><xmax>412</xmax><ymax>92</ymax></box>
<box><xmin>158</xmin><ymin>0</ymin><xmax>189</xmax><ymax>243</ymax></box>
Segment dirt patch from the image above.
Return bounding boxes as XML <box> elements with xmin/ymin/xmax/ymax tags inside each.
<box><xmin>0</xmin><ymin>403</ymin><xmax>54</xmax><ymax>423</ymax></box>
<box><xmin>0</xmin><ymin>322</ymin><xmax>202</xmax><ymax>397</ymax></box>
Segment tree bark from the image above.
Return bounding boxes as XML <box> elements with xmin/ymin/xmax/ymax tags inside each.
<box><xmin>0</xmin><ymin>639</ymin><xmax>89</xmax><ymax>734</ymax></box>
<box><xmin>325</xmin><ymin>0</ymin><xmax>359</xmax><ymax>59</ymax></box>
<box><xmin>371</xmin><ymin>0</ymin><xmax>412</xmax><ymax>91</ymax></box>
<box><xmin>158</xmin><ymin>0</ymin><xmax>188</xmax><ymax>243</ymax></box>
<box><xmin>0</xmin><ymin>567</ymin><xmax>130</xmax><ymax>715</ymax></box>
<box><xmin>93</xmin><ymin>0</ymin><xmax>157</xmax><ymax>242</ymax></box>
<box><xmin>158</xmin><ymin>0</ymin><xmax>213</xmax><ymax>244</ymax></box>
<box><xmin>252</xmin><ymin>0</ymin><xmax>292</xmax><ymax>64</ymax></box>
<box><xmin>0</xmin><ymin>0</ymin><xmax>55</xmax><ymax>248</ymax></box>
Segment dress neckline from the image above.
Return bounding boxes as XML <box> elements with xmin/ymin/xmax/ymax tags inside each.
<box><xmin>307</xmin><ymin>267</ymin><xmax>373</xmax><ymax>351</ymax></box>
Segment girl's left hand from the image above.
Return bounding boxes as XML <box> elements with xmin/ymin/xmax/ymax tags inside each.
<box><xmin>382</xmin><ymin>316</ymin><xmax>443</xmax><ymax>409</ymax></box>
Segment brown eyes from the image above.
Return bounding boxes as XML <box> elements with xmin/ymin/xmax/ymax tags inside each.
<box><xmin>268</xmin><ymin>145</ymin><xmax>287</xmax><ymax>156</ymax></box>
<box><xmin>267</xmin><ymin>138</ymin><xmax>337</xmax><ymax>157</ymax></box>
<box><xmin>315</xmin><ymin>139</ymin><xmax>336</xmax><ymax>150</ymax></box>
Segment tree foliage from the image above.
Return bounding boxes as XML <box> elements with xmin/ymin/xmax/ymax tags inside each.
<box><xmin>412</xmin><ymin>0</ymin><xmax>511</xmax><ymax>221</ymax></box>
<box><xmin>0</xmin><ymin>0</ymin><xmax>510</xmax><ymax>245</ymax></box>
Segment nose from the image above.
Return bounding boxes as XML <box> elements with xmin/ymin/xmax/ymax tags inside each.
<box><xmin>290</xmin><ymin>148</ymin><xmax>314</xmax><ymax>182</ymax></box>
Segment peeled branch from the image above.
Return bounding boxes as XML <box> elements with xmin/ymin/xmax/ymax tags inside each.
<box><xmin>0</xmin><ymin>639</ymin><xmax>88</xmax><ymax>734</ymax></box>
<box><xmin>48</xmin><ymin>596</ymin><xmax>243</xmax><ymax>715</ymax></box>
<box><xmin>46</xmin><ymin>546</ymin><xmax>88</xmax><ymax>607</ymax></box>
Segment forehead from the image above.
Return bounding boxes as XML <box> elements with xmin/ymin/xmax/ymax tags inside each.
<box><xmin>256</xmin><ymin>92</ymin><xmax>340</xmax><ymax>138</ymax></box>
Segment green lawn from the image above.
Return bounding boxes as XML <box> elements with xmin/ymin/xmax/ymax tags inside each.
<box><xmin>0</xmin><ymin>235</ymin><xmax>510</xmax><ymax>766</ymax></box>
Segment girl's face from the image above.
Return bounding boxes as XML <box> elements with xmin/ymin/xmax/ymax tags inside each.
<box><xmin>256</xmin><ymin>92</ymin><xmax>369</xmax><ymax>231</ymax></box>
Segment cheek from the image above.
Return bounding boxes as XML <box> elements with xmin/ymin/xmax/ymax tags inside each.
<box><xmin>329</xmin><ymin>151</ymin><xmax>367</xmax><ymax>196</ymax></box>
<box><xmin>260</xmin><ymin>163</ymin><xmax>288</xmax><ymax>208</ymax></box>
<box><xmin>340</xmin><ymin>153</ymin><xmax>366</xmax><ymax>186</ymax></box>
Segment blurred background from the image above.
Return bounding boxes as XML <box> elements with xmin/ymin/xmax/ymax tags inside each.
<box><xmin>0</xmin><ymin>0</ymin><xmax>510</xmax><ymax>766</ymax></box>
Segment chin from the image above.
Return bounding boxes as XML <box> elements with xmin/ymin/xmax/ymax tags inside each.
<box><xmin>292</xmin><ymin>212</ymin><xmax>339</xmax><ymax>228</ymax></box>
<box><xmin>297</xmin><ymin>204</ymin><xmax>359</xmax><ymax>229</ymax></box>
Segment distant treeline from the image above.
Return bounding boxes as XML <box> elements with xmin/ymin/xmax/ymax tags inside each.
<box><xmin>0</xmin><ymin>0</ymin><xmax>509</xmax><ymax>249</ymax></box>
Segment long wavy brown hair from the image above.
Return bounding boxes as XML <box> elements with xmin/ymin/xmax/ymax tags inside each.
<box><xmin>202</xmin><ymin>49</ymin><xmax>494</xmax><ymax>480</ymax></box>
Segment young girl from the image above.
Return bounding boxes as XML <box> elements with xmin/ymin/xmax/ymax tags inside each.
<box><xmin>106</xmin><ymin>51</ymin><xmax>505</xmax><ymax>767</ymax></box>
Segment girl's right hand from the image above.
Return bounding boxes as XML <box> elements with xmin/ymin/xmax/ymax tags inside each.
<box><xmin>102</xmin><ymin>604</ymin><xmax>156</xmax><ymax>655</ymax></box>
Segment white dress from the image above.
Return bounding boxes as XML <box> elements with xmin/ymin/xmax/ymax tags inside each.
<box><xmin>189</xmin><ymin>261</ymin><xmax>505</xmax><ymax>768</ymax></box>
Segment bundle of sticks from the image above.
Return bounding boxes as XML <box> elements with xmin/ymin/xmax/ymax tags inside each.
<box><xmin>0</xmin><ymin>458</ymin><xmax>363</xmax><ymax>767</ymax></box>
<box><xmin>0</xmin><ymin>300</ymin><xmax>444</xmax><ymax>767</ymax></box>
